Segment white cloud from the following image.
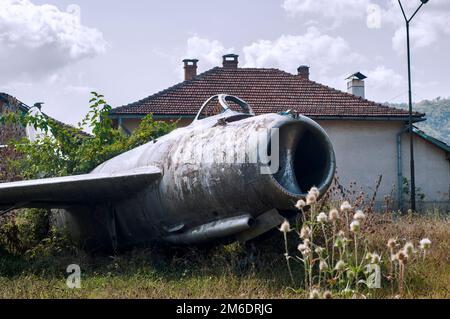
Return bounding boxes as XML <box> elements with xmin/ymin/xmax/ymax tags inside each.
<box><xmin>366</xmin><ymin>65</ymin><xmax>404</xmax><ymax>90</ymax></box>
<box><xmin>185</xmin><ymin>35</ymin><xmax>233</xmax><ymax>67</ymax></box>
<box><xmin>242</xmin><ymin>27</ymin><xmax>363</xmax><ymax>75</ymax></box>
<box><xmin>380</xmin><ymin>0</ymin><xmax>450</xmax><ymax>54</ymax></box>
<box><xmin>282</xmin><ymin>0</ymin><xmax>370</xmax><ymax>27</ymax></box>
<box><xmin>391</xmin><ymin>11</ymin><xmax>450</xmax><ymax>53</ymax></box>
<box><xmin>325</xmin><ymin>66</ymin><xmax>406</xmax><ymax>102</ymax></box>
<box><xmin>0</xmin><ymin>0</ymin><xmax>107</xmax><ymax>82</ymax></box>
<box><xmin>282</xmin><ymin>0</ymin><xmax>450</xmax><ymax>53</ymax></box>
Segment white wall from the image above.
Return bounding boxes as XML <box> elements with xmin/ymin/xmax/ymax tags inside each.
<box><xmin>401</xmin><ymin>132</ymin><xmax>449</xmax><ymax>209</ymax></box>
<box><xmin>318</xmin><ymin>120</ymin><xmax>449</xmax><ymax>211</ymax></box>
<box><xmin>318</xmin><ymin>120</ymin><xmax>400</xmax><ymax>206</ymax></box>
<box><xmin>121</xmin><ymin>116</ymin><xmax>450</xmax><ymax>211</ymax></box>
<box><xmin>121</xmin><ymin>117</ymin><xmax>191</xmax><ymax>133</ymax></box>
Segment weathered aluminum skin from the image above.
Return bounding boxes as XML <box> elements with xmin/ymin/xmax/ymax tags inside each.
<box><xmin>1</xmin><ymin>95</ymin><xmax>336</xmax><ymax>252</ymax></box>
<box><xmin>71</xmin><ymin>113</ymin><xmax>333</xmax><ymax>250</ymax></box>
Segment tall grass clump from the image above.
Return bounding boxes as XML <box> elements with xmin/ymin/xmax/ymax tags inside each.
<box><xmin>280</xmin><ymin>186</ymin><xmax>433</xmax><ymax>299</ymax></box>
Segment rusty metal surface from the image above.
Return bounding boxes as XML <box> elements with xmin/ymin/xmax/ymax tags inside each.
<box><xmin>0</xmin><ymin>95</ymin><xmax>336</xmax><ymax>251</ymax></box>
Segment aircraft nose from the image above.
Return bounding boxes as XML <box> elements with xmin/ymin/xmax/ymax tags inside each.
<box><xmin>270</xmin><ymin>117</ymin><xmax>336</xmax><ymax>200</ymax></box>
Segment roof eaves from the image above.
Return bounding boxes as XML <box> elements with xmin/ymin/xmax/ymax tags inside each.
<box><xmin>109</xmin><ymin>113</ymin><xmax>195</xmax><ymax>120</ymax></box>
<box><xmin>0</xmin><ymin>92</ymin><xmax>30</xmax><ymax>113</ymax></box>
<box><xmin>110</xmin><ymin>112</ymin><xmax>425</xmax><ymax>123</ymax></box>
<box><xmin>1</xmin><ymin>92</ymin><xmax>90</xmax><ymax>137</ymax></box>
<box><xmin>109</xmin><ymin>67</ymin><xmax>425</xmax><ymax>119</ymax></box>
<box><xmin>413</xmin><ymin>126</ymin><xmax>450</xmax><ymax>154</ymax></box>
<box><xmin>303</xmin><ymin>80</ymin><xmax>423</xmax><ymax>117</ymax></box>
<box><xmin>312</xmin><ymin>115</ymin><xmax>425</xmax><ymax>122</ymax></box>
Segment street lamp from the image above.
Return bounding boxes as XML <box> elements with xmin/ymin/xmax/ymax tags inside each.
<box><xmin>398</xmin><ymin>0</ymin><xmax>429</xmax><ymax>211</ymax></box>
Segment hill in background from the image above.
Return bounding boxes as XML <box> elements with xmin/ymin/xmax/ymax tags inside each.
<box><xmin>387</xmin><ymin>97</ymin><xmax>450</xmax><ymax>145</ymax></box>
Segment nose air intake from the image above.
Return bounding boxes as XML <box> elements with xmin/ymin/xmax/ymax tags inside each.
<box><xmin>271</xmin><ymin>117</ymin><xmax>335</xmax><ymax>197</ymax></box>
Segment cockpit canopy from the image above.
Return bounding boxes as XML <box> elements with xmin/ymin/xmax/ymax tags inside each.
<box><xmin>192</xmin><ymin>95</ymin><xmax>255</xmax><ymax>125</ymax></box>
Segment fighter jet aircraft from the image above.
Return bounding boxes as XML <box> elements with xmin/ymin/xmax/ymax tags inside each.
<box><xmin>0</xmin><ymin>95</ymin><xmax>335</xmax><ymax>252</ymax></box>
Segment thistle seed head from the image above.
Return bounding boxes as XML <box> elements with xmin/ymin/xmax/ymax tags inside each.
<box><xmin>295</xmin><ymin>199</ymin><xmax>306</xmax><ymax>210</ymax></box>
<box><xmin>319</xmin><ymin>260</ymin><xmax>329</xmax><ymax>271</ymax></box>
<box><xmin>308</xmin><ymin>186</ymin><xmax>320</xmax><ymax>198</ymax></box>
<box><xmin>279</xmin><ymin>220</ymin><xmax>290</xmax><ymax>234</ymax></box>
<box><xmin>350</xmin><ymin>220</ymin><xmax>360</xmax><ymax>233</ymax></box>
<box><xmin>340</xmin><ymin>201</ymin><xmax>352</xmax><ymax>212</ymax></box>
<box><xmin>387</xmin><ymin>238</ymin><xmax>397</xmax><ymax>249</ymax></box>
<box><xmin>309</xmin><ymin>289</ymin><xmax>321</xmax><ymax>299</ymax></box>
<box><xmin>306</xmin><ymin>193</ymin><xmax>317</xmax><ymax>205</ymax></box>
<box><xmin>404</xmin><ymin>242</ymin><xmax>415</xmax><ymax>256</ymax></box>
<box><xmin>419</xmin><ymin>238</ymin><xmax>431</xmax><ymax>251</ymax></box>
<box><xmin>329</xmin><ymin>208</ymin><xmax>339</xmax><ymax>222</ymax></box>
<box><xmin>334</xmin><ymin>260</ymin><xmax>347</xmax><ymax>271</ymax></box>
<box><xmin>353</xmin><ymin>210</ymin><xmax>366</xmax><ymax>221</ymax></box>
<box><xmin>300</xmin><ymin>226</ymin><xmax>311</xmax><ymax>239</ymax></box>
<box><xmin>323</xmin><ymin>291</ymin><xmax>333</xmax><ymax>299</ymax></box>
<box><xmin>317</xmin><ymin>212</ymin><xmax>328</xmax><ymax>223</ymax></box>
<box><xmin>397</xmin><ymin>251</ymin><xmax>408</xmax><ymax>264</ymax></box>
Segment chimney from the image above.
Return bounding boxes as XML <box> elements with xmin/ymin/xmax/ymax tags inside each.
<box><xmin>297</xmin><ymin>65</ymin><xmax>310</xmax><ymax>79</ymax></box>
<box><xmin>222</xmin><ymin>54</ymin><xmax>239</xmax><ymax>68</ymax></box>
<box><xmin>183</xmin><ymin>59</ymin><xmax>199</xmax><ymax>81</ymax></box>
<box><xmin>346</xmin><ymin>72</ymin><xmax>367</xmax><ymax>98</ymax></box>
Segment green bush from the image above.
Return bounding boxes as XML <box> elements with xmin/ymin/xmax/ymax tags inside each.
<box><xmin>0</xmin><ymin>209</ymin><xmax>49</xmax><ymax>255</ymax></box>
<box><xmin>0</xmin><ymin>92</ymin><xmax>176</xmax><ymax>255</ymax></box>
<box><xmin>1</xmin><ymin>92</ymin><xmax>176</xmax><ymax>179</ymax></box>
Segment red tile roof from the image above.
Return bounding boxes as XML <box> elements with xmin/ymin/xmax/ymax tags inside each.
<box><xmin>111</xmin><ymin>67</ymin><xmax>424</xmax><ymax>120</ymax></box>
<box><xmin>0</xmin><ymin>92</ymin><xmax>90</xmax><ymax>137</ymax></box>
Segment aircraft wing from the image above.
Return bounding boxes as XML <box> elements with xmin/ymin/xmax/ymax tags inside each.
<box><xmin>0</xmin><ymin>166</ymin><xmax>161</xmax><ymax>210</ymax></box>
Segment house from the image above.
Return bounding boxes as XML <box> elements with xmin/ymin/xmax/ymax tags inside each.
<box><xmin>0</xmin><ymin>93</ymin><xmax>29</xmax><ymax>144</ymax></box>
<box><xmin>0</xmin><ymin>93</ymin><xmax>90</xmax><ymax>182</ymax></box>
<box><xmin>1</xmin><ymin>92</ymin><xmax>88</xmax><ymax>142</ymax></box>
<box><xmin>0</xmin><ymin>92</ymin><xmax>30</xmax><ymax>146</ymax></box>
<box><xmin>0</xmin><ymin>93</ymin><xmax>31</xmax><ymax>181</ymax></box>
<box><xmin>109</xmin><ymin>55</ymin><xmax>448</xmax><ymax>211</ymax></box>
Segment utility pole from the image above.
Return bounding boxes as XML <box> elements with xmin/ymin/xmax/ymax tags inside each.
<box><xmin>398</xmin><ymin>0</ymin><xmax>429</xmax><ymax>211</ymax></box>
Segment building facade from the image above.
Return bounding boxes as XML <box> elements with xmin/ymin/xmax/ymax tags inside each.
<box><xmin>0</xmin><ymin>93</ymin><xmax>29</xmax><ymax>145</ymax></box>
<box><xmin>0</xmin><ymin>93</ymin><xmax>30</xmax><ymax>182</ymax></box>
<box><xmin>110</xmin><ymin>55</ymin><xmax>450</xmax><ymax>211</ymax></box>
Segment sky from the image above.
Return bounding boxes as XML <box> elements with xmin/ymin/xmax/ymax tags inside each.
<box><xmin>1</xmin><ymin>0</ymin><xmax>449</xmax><ymax>126</ymax></box>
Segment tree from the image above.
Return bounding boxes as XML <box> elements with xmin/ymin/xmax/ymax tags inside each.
<box><xmin>0</xmin><ymin>92</ymin><xmax>176</xmax><ymax>256</ymax></box>
<box><xmin>0</xmin><ymin>123</ymin><xmax>23</xmax><ymax>182</ymax></box>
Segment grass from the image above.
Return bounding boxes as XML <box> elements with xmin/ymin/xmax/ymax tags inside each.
<box><xmin>364</xmin><ymin>211</ymin><xmax>450</xmax><ymax>299</ymax></box>
<box><xmin>0</xmin><ymin>211</ymin><xmax>449</xmax><ymax>299</ymax></box>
